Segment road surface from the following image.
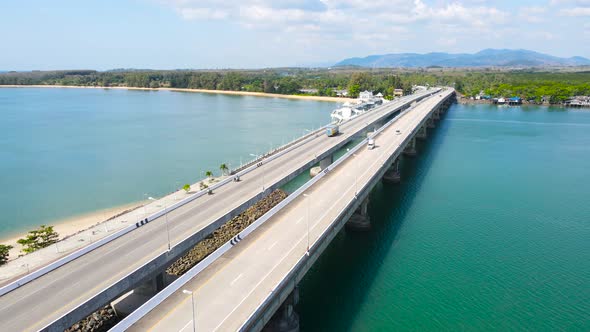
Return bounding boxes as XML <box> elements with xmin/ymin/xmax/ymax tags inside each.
<box><xmin>129</xmin><ymin>90</ymin><xmax>454</xmax><ymax>332</ymax></box>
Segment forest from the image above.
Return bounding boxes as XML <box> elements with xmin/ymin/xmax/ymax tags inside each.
<box><xmin>1</xmin><ymin>68</ymin><xmax>589</xmax><ymax>104</ymax></box>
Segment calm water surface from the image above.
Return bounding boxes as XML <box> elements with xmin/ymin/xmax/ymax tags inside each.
<box><xmin>0</xmin><ymin>88</ymin><xmax>335</xmax><ymax>237</ymax></box>
<box><xmin>2</xmin><ymin>91</ymin><xmax>589</xmax><ymax>330</ymax></box>
<box><xmin>299</xmin><ymin>104</ymin><xmax>590</xmax><ymax>331</ymax></box>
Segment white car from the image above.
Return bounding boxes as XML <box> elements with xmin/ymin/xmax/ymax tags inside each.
<box><xmin>396</xmin><ymin>129</ymin><xmax>401</xmax><ymax>135</ymax></box>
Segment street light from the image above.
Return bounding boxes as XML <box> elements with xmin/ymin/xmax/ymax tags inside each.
<box><xmin>148</xmin><ymin>196</ymin><xmax>171</xmax><ymax>251</ymax></box>
<box><xmin>183</xmin><ymin>290</ymin><xmax>196</xmax><ymax>332</ymax></box>
<box><xmin>250</xmin><ymin>153</ymin><xmax>264</xmax><ymax>191</ymax></box>
<box><xmin>303</xmin><ymin>193</ymin><xmax>311</xmax><ymax>255</ymax></box>
<box><xmin>352</xmin><ymin>154</ymin><xmax>359</xmax><ymax>196</ymax></box>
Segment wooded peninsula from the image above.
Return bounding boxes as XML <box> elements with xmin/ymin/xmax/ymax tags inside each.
<box><xmin>1</xmin><ymin>68</ymin><xmax>589</xmax><ymax>104</ymax></box>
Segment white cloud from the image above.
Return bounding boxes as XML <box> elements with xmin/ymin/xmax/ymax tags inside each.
<box><xmin>560</xmin><ymin>6</ymin><xmax>590</xmax><ymax>15</ymax></box>
<box><xmin>154</xmin><ymin>0</ymin><xmax>587</xmax><ymax>58</ymax></box>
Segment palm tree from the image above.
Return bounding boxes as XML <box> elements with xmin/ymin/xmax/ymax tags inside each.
<box><xmin>205</xmin><ymin>170</ymin><xmax>213</xmax><ymax>178</ymax></box>
<box><xmin>219</xmin><ymin>163</ymin><xmax>228</xmax><ymax>176</ymax></box>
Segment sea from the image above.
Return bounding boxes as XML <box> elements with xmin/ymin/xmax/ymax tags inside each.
<box><xmin>1</xmin><ymin>88</ymin><xmax>589</xmax><ymax>330</ymax></box>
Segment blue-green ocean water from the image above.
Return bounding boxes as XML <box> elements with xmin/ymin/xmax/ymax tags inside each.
<box><xmin>0</xmin><ymin>88</ymin><xmax>335</xmax><ymax>237</ymax></box>
<box><xmin>299</xmin><ymin>104</ymin><xmax>590</xmax><ymax>331</ymax></box>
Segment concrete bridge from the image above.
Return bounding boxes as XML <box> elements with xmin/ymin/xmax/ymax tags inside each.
<box><xmin>0</xmin><ymin>89</ymin><xmax>443</xmax><ymax>331</ymax></box>
<box><xmin>116</xmin><ymin>89</ymin><xmax>456</xmax><ymax>332</ymax></box>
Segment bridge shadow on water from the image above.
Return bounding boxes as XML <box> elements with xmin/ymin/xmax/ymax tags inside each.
<box><xmin>297</xmin><ymin>108</ymin><xmax>453</xmax><ymax>331</ymax></box>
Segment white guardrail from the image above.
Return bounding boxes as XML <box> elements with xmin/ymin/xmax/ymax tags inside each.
<box><xmin>0</xmin><ymin>90</ymin><xmax>435</xmax><ymax>298</ymax></box>
<box><xmin>110</xmin><ymin>89</ymin><xmax>444</xmax><ymax>331</ymax></box>
<box><xmin>237</xmin><ymin>89</ymin><xmax>452</xmax><ymax>331</ymax></box>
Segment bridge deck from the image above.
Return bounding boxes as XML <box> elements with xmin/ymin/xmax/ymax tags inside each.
<box><xmin>129</xmin><ymin>89</ymin><xmax>454</xmax><ymax>332</ymax></box>
<box><xmin>0</xmin><ymin>91</ymin><xmax>437</xmax><ymax>331</ymax></box>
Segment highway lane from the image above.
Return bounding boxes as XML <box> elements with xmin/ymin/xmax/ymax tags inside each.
<box><xmin>129</xmin><ymin>90</ymin><xmax>454</xmax><ymax>331</ymax></box>
<box><xmin>0</xmin><ymin>90</ymin><xmax>436</xmax><ymax>331</ymax></box>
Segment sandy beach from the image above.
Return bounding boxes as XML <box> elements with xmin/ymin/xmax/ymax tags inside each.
<box><xmin>0</xmin><ymin>85</ymin><xmax>354</xmax><ymax>103</ymax></box>
<box><xmin>0</xmin><ymin>201</ymin><xmax>144</xmax><ymax>259</ymax></box>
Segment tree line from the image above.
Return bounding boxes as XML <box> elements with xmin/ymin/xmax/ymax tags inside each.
<box><xmin>1</xmin><ymin>68</ymin><xmax>589</xmax><ymax>102</ymax></box>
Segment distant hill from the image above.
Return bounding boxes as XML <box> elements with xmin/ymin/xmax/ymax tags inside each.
<box><xmin>335</xmin><ymin>49</ymin><xmax>590</xmax><ymax>68</ymax></box>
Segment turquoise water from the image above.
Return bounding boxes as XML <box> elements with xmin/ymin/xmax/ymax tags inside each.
<box><xmin>0</xmin><ymin>88</ymin><xmax>335</xmax><ymax>238</ymax></box>
<box><xmin>299</xmin><ymin>104</ymin><xmax>590</xmax><ymax>331</ymax></box>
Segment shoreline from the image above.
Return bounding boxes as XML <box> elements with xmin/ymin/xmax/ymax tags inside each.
<box><xmin>0</xmin><ymin>84</ymin><xmax>353</xmax><ymax>103</ymax></box>
<box><xmin>0</xmin><ymin>201</ymin><xmax>144</xmax><ymax>258</ymax></box>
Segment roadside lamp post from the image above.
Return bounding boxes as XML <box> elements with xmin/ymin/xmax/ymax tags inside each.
<box><xmin>183</xmin><ymin>290</ymin><xmax>196</xmax><ymax>332</ymax></box>
<box><xmin>250</xmin><ymin>153</ymin><xmax>264</xmax><ymax>191</ymax></box>
<box><xmin>352</xmin><ymin>153</ymin><xmax>359</xmax><ymax>196</ymax></box>
<box><xmin>303</xmin><ymin>193</ymin><xmax>311</xmax><ymax>255</ymax></box>
<box><xmin>143</xmin><ymin>193</ymin><xmax>149</xmax><ymax>219</ymax></box>
<box><xmin>148</xmin><ymin>196</ymin><xmax>171</xmax><ymax>251</ymax></box>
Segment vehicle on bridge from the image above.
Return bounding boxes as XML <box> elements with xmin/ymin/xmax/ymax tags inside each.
<box><xmin>326</xmin><ymin>124</ymin><xmax>339</xmax><ymax>137</ymax></box>
<box><xmin>368</xmin><ymin>138</ymin><xmax>375</xmax><ymax>150</ymax></box>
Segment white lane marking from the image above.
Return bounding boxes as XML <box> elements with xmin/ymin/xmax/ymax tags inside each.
<box><xmin>179</xmin><ymin>320</ymin><xmax>193</xmax><ymax>332</ymax></box>
<box><xmin>209</xmin><ymin>93</ymin><xmax>451</xmax><ymax>331</ymax></box>
<box><xmin>230</xmin><ymin>273</ymin><xmax>243</xmax><ymax>286</ymax></box>
<box><xmin>267</xmin><ymin>241</ymin><xmax>278</xmax><ymax>251</ymax></box>
<box><xmin>295</xmin><ymin>217</ymin><xmax>304</xmax><ymax>225</ymax></box>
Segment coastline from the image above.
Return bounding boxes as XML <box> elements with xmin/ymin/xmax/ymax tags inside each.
<box><xmin>0</xmin><ymin>85</ymin><xmax>354</xmax><ymax>103</ymax></box>
<box><xmin>0</xmin><ymin>201</ymin><xmax>144</xmax><ymax>258</ymax></box>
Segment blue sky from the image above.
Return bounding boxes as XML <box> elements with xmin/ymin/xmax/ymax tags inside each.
<box><xmin>0</xmin><ymin>0</ymin><xmax>589</xmax><ymax>70</ymax></box>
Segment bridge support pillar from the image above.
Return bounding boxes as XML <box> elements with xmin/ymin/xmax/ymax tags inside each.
<box><xmin>346</xmin><ymin>197</ymin><xmax>370</xmax><ymax>231</ymax></box>
<box><xmin>112</xmin><ymin>272</ymin><xmax>173</xmax><ymax>317</ymax></box>
<box><xmin>403</xmin><ymin>138</ymin><xmax>417</xmax><ymax>156</ymax></box>
<box><xmin>310</xmin><ymin>154</ymin><xmax>333</xmax><ymax>177</ymax></box>
<box><xmin>263</xmin><ymin>287</ymin><xmax>300</xmax><ymax>332</ymax></box>
<box><xmin>427</xmin><ymin>117</ymin><xmax>435</xmax><ymax>128</ymax></box>
<box><xmin>416</xmin><ymin>125</ymin><xmax>427</xmax><ymax>140</ymax></box>
<box><xmin>433</xmin><ymin>108</ymin><xmax>440</xmax><ymax>120</ymax></box>
<box><xmin>383</xmin><ymin>158</ymin><xmax>401</xmax><ymax>183</ymax></box>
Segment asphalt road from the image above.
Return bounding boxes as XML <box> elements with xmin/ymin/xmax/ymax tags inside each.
<box><xmin>129</xmin><ymin>89</ymin><xmax>454</xmax><ymax>332</ymax></box>
<box><xmin>0</xmin><ymin>90</ymin><xmax>437</xmax><ymax>331</ymax></box>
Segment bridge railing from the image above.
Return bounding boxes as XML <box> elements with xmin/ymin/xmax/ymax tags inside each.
<box><xmin>0</xmin><ymin>90</ymin><xmax>438</xmax><ymax>299</ymax></box>
<box><xmin>110</xmin><ymin>88</ymin><xmax>448</xmax><ymax>331</ymax></box>
<box><xmin>238</xmin><ymin>90</ymin><xmax>453</xmax><ymax>331</ymax></box>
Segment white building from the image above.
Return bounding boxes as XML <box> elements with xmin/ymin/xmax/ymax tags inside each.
<box><xmin>359</xmin><ymin>90</ymin><xmax>373</xmax><ymax>101</ymax></box>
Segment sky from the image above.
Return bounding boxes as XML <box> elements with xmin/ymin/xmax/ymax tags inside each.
<box><xmin>0</xmin><ymin>0</ymin><xmax>589</xmax><ymax>70</ymax></box>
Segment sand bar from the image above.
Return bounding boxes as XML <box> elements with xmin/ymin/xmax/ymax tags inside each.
<box><xmin>0</xmin><ymin>85</ymin><xmax>354</xmax><ymax>103</ymax></box>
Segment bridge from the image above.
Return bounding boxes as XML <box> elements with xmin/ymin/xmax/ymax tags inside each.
<box><xmin>0</xmin><ymin>89</ymin><xmax>444</xmax><ymax>331</ymax></box>
<box><xmin>115</xmin><ymin>89</ymin><xmax>456</xmax><ymax>331</ymax></box>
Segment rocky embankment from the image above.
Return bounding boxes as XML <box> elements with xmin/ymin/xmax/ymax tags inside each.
<box><xmin>66</xmin><ymin>189</ymin><xmax>288</xmax><ymax>331</ymax></box>
<box><xmin>167</xmin><ymin>189</ymin><xmax>288</xmax><ymax>275</ymax></box>
<box><xmin>65</xmin><ymin>306</ymin><xmax>118</xmax><ymax>332</ymax></box>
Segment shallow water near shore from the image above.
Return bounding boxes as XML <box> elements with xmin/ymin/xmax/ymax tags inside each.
<box><xmin>0</xmin><ymin>87</ymin><xmax>335</xmax><ymax>238</ymax></box>
<box><xmin>298</xmin><ymin>103</ymin><xmax>590</xmax><ymax>331</ymax></box>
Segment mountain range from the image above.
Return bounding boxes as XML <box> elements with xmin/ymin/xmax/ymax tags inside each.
<box><xmin>335</xmin><ymin>49</ymin><xmax>590</xmax><ymax>68</ymax></box>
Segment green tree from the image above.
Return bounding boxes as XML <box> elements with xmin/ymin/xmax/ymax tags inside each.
<box><xmin>183</xmin><ymin>184</ymin><xmax>191</xmax><ymax>193</ymax></box>
<box><xmin>17</xmin><ymin>225</ymin><xmax>59</xmax><ymax>253</ymax></box>
<box><xmin>348</xmin><ymin>84</ymin><xmax>360</xmax><ymax>98</ymax></box>
<box><xmin>205</xmin><ymin>170</ymin><xmax>213</xmax><ymax>178</ymax></box>
<box><xmin>0</xmin><ymin>244</ymin><xmax>12</xmax><ymax>265</ymax></box>
<box><xmin>219</xmin><ymin>163</ymin><xmax>229</xmax><ymax>176</ymax></box>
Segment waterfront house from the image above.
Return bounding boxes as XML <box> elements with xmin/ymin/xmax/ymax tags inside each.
<box><xmin>508</xmin><ymin>97</ymin><xmax>522</xmax><ymax>105</ymax></box>
<box><xmin>359</xmin><ymin>90</ymin><xmax>374</xmax><ymax>101</ymax></box>
<box><xmin>298</xmin><ymin>88</ymin><xmax>318</xmax><ymax>94</ymax></box>
<box><xmin>335</xmin><ymin>89</ymin><xmax>348</xmax><ymax>97</ymax></box>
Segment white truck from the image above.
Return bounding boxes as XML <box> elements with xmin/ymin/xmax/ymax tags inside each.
<box><xmin>367</xmin><ymin>138</ymin><xmax>375</xmax><ymax>150</ymax></box>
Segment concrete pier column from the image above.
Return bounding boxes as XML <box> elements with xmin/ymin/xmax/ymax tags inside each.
<box><xmin>310</xmin><ymin>154</ymin><xmax>333</xmax><ymax>177</ymax></box>
<box><xmin>427</xmin><ymin>117</ymin><xmax>435</xmax><ymax>128</ymax></box>
<box><xmin>383</xmin><ymin>158</ymin><xmax>401</xmax><ymax>183</ymax></box>
<box><xmin>433</xmin><ymin>108</ymin><xmax>441</xmax><ymax>120</ymax></box>
<box><xmin>403</xmin><ymin>138</ymin><xmax>417</xmax><ymax>156</ymax></box>
<box><xmin>263</xmin><ymin>287</ymin><xmax>300</xmax><ymax>332</ymax></box>
<box><xmin>346</xmin><ymin>197</ymin><xmax>371</xmax><ymax>231</ymax></box>
<box><xmin>416</xmin><ymin>125</ymin><xmax>427</xmax><ymax>140</ymax></box>
<box><xmin>112</xmin><ymin>272</ymin><xmax>173</xmax><ymax>317</ymax></box>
